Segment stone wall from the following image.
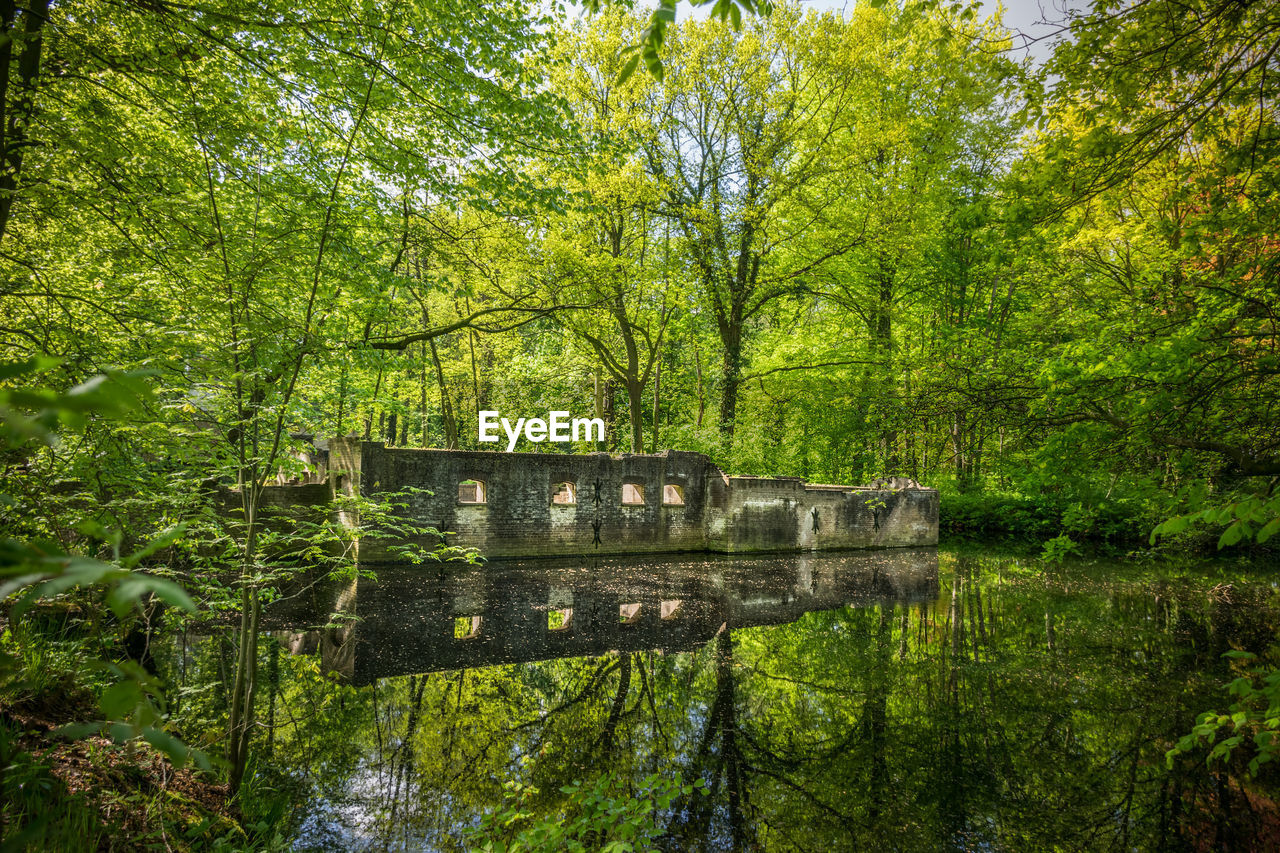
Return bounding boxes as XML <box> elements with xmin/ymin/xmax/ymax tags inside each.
<box><xmin>328</xmin><ymin>438</ymin><xmax>938</xmax><ymax>561</ymax></box>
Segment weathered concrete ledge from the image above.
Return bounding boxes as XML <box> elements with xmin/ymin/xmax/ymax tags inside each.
<box><xmin>324</xmin><ymin>438</ymin><xmax>937</xmax><ymax>561</ymax></box>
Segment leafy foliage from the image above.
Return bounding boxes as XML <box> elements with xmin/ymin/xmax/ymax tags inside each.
<box><xmin>467</xmin><ymin>765</ymin><xmax>701</xmax><ymax>852</ymax></box>
<box><xmin>0</xmin><ymin>363</ymin><xmax>203</xmax><ymax>762</ymax></box>
<box><xmin>1169</xmin><ymin>651</ymin><xmax>1280</xmax><ymax>779</ymax></box>
<box><xmin>1153</xmin><ymin>492</ymin><xmax>1280</xmax><ymax>549</ymax></box>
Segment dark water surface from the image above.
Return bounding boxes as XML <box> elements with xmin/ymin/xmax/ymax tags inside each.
<box><xmin>184</xmin><ymin>548</ymin><xmax>1280</xmax><ymax>851</ymax></box>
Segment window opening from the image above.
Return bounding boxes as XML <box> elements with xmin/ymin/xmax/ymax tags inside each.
<box><xmin>453</xmin><ymin>615</ymin><xmax>482</xmax><ymax>639</ymax></box>
<box><xmin>458</xmin><ymin>479</ymin><xmax>486</xmax><ymax>504</ymax></box>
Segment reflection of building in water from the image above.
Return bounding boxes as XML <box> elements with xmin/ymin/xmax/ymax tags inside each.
<box><xmin>269</xmin><ymin>549</ymin><xmax>939</xmax><ymax>685</ymax></box>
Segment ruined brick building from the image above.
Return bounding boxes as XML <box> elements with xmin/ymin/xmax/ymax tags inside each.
<box><xmin>310</xmin><ymin>438</ymin><xmax>938</xmax><ymax>560</ymax></box>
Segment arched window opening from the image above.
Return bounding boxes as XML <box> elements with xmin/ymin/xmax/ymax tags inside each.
<box><xmin>458</xmin><ymin>479</ymin><xmax>486</xmax><ymax>504</ymax></box>
<box><xmin>621</xmin><ymin>483</ymin><xmax>645</xmax><ymax>505</ymax></box>
<box><xmin>663</xmin><ymin>484</ymin><xmax>685</xmax><ymax>505</ymax></box>
<box><xmin>551</xmin><ymin>482</ymin><xmax>576</xmax><ymax>505</ymax></box>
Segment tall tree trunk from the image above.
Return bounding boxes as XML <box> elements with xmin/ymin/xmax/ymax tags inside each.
<box><xmin>363</xmin><ymin>363</ymin><xmax>384</xmax><ymax>441</ymax></box>
<box><xmin>468</xmin><ymin>327</ymin><xmax>481</xmax><ymax>434</ymax></box>
<box><xmin>421</xmin><ymin>307</ymin><xmax>456</xmax><ymax>449</ymax></box>
<box><xmin>718</xmin><ymin>311</ymin><xmax>743</xmax><ymax>443</ymax></box>
<box><xmin>601</xmin><ymin>376</ymin><xmax>617</xmax><ymax>450</ymax></box>
<box><xmin>266</xmin><ymin>638</ymin><xmax>278</xmax><ymax>760</ymax></box>
<box><xmin>594</xmin><ymin>367</ymin><xmax>605</xmax><ymax>422</ymax></box>
<box><xmin>0</xmin><ymin>0</ymin><xmax>49</xmax><ymax>246</ymax></box>
<box><xmin>693</xmin><ymin>340</ymin><xmax>706</xmax><ymax>428</ymax></box>
<box><xmin>335</xmin><ymin>360</ymin><xmax>349</xmax><ymax>435</ymax></box>
<box><xmin>866</xmin><ymin>606</ymin><xmax>891</xmax><ymax>822</ymax></box>
<box><xmin>875</xmin><ymin>258</ymin><xmax>899</xmax><ymax>473</ymax></box>
<box><xmin>952</xmin><ymin>410</ymin><xmax>969</xmax><ymax>490</ymax></box>
<box><xmin>419</xmin><ymin>341</ymin><xmax>429</xmax><ymax>446</ymax></box>
<box><xmin>227</xmin><ymin>575</ymin><xmax>261</xmax><ymax>794</ymax></box>
<box><xmin>651</xmin><ymin>357</ymin><xmax>661</xmax><ymax>453</ymax></box>
<box><xmin>389</xmin><ymin>675</ymin><xmax>427</xmax><ymax>831</ymax></box>
<box><xmin>626</xmin><ymin>379</ymin><xmax>644</xmax><ymax>453</ymax></box>
<box><xmin>600</xmin><ymin>652</ymin><xmax>632</xmax><ymax>752</ymax></box>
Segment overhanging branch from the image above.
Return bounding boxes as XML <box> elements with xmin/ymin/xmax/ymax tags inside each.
<box><xmin>360</xmin><ymin>302</ymin><xmax>591</xmax><ymax>350</ymax></box>
<box><xmin>741</xmin><ymin>359</ymin><xmax>883</xmax><ymax>382</ymax></box>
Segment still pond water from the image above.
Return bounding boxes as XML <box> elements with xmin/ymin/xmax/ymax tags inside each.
<box><xmin>188</xmin><ymin>547</ymin><xmax>1280</xmax><ymax>851</ymax></box>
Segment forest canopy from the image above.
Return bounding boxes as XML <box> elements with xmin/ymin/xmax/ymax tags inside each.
<box><xmin>0</xmin><ymin>0</ymin><xmax>1275</xmax><ymax>512</ymax></box>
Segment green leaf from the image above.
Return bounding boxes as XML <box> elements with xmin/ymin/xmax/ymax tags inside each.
<box><xmin>1218</xmin><ymin>522</ymin><xmax>1245</xmax><ymax>548</ymax></box>
<box><xmin>100</xmin><ymin>680</ymin><xmax>143</xmax><ymax>720</ymax></box>
<box><xmin>12</xmin><ymin>559</ymin><xmax>123</xmax><ymax>618</ymax></box>
<box><xmin>119</xmin><ymin>524</ymin><xmax>188</xmax><ymax>569</ymax></box>
<box><xmin>106</xmin><ymin>573</ymin><xmax>197</xmax><ymax>616</ymax></box>
<box><xmin>617</xmin><ymin>53</ymin><xmax>641</xmax><ymax>86</ymax></box>
<box><xmin>54</xmin><ymin>722</ymin><xmax>104</xmax><ymax>740</ymax></box>
<box><xmin>0</xmin><ymin>357</ymin><xmax>61</xmax><ymax>381</ymax></box>
<box><xmin>143</xmin><ymin>727</ymin><xmax>191</xmax><ymax>768</ymax></box>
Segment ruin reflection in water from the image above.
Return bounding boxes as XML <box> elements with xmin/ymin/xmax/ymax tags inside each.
<box><xmin>215</xmin><ymin>548</ymin><xmax>1280</xmax><ymax>851</ymax></box>
<box><xmin>269</xmin><ymin>548</ymin><xmax>939</xmax><ymax>684</ymax></box>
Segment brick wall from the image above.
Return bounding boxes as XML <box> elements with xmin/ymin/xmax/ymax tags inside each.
<box><xmin>328</xmin><ymin>438</ymin><xmax>939</xmax><ymax>561</ymax></box>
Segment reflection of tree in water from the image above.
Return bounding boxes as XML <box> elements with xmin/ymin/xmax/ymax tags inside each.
<box><xmin>189</xmin><ymin>551</ymin><xmax>1280</xmax><ymax>850</ymax></box>
<box><xmin>714</xmin><ymin>554</ymin><xmax>1279</xmax><ymax>851</ymax></box>
<box><xmin>662</xmin><ymin>629</ymin><xmax>754</xmax><ymax>851</ymax></box>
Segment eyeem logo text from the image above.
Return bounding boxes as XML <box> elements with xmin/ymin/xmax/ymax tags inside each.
<box><xmin>478</xmin><ymin>411</ymin><xmax>605</xmax><ymax>452</ymax></box>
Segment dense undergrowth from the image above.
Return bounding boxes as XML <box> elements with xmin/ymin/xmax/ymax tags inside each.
<box><xmin>938</xmin><ymin>488</ymin><xmax>1278</xmax><ymax>560</ymax></box>
<box><xmin>940</xmin><ymin>491</ymin><xmax>1150</xmax><ymax>543</ymax></box>
<box><xmin>0</xmin><ymin>612</ymin><xmax>294</xmax><ymax>852</ymax></box>
<box><xmin>1</xmin><ymin>646</ymin><xmax>241</xmax><ymax>850</ymax></box>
